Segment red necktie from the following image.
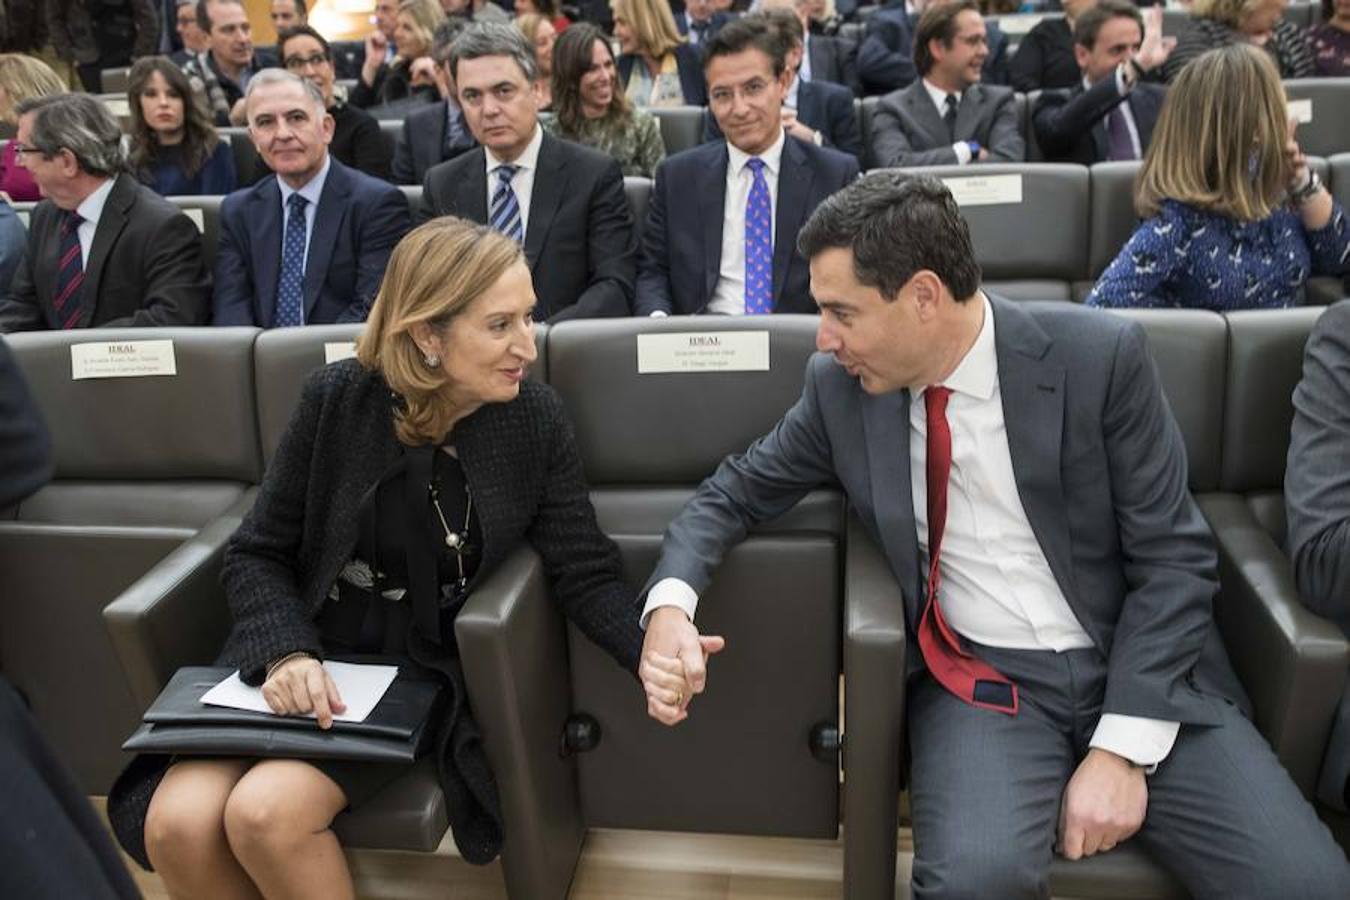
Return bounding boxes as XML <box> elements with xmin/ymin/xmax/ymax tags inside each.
<box><xmin>919</xmin><ymin>387</ymin><xmax>1019</xmax><ymax>715</ymax></box>
<box><xmin>53</xmin><ymin>211</ymin><xmax>84</xmax><ymax>330</ymax></box>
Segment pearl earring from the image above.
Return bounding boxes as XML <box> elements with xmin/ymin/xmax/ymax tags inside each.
<box><xmin>424</xmin><ymin>352</ymin><xmax>441</xmax><ymax>368</ymax></box>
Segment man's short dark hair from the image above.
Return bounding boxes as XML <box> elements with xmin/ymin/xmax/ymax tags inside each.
<box><xmin>432</xmin><ymin>17</ymin><xmax>471</xmax><ymax>66</ymax></box>
<box><xmin>913</xmin><ymin>0</ymin><xmax>979</xmax><ymax>77</ymax></box>
<box><xmin>197</xmin><ymin>0</ymin><xmax>244</xmax><ymax>34</ymax></box>
<box><xmin>756</xmin><ymin>7</ymin><xmax>804</xmax><ymax>51</ymax></box>
<box><xmin>1073</xmin><ymin>0</ymin><xmax>1144</xmax><ymax>50</ymax></box>
<box><xmin>448</xmin><ymin>22</ymin><xmax>538</xmax><ymax>83</ymax></box>
<box><xmin>278</xmin><ymin>24</ymin><xmax>329</xmax><ymax>61</ymax></box>
<box><xmin>798</xmin><ymin>172</ymin><xmax>982</xmax><ymax>302</ymax></box>
<box><xmin>702</xmin><ymin>16</ymin><xmax>787</xmax><ymax>77</ymax></box>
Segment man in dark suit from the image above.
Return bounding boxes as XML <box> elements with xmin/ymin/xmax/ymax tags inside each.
<box><xmin>856</xmin><ymin>0</ymin><xmax>1009</xmax><ymax>96</ymax></box>
<box><xmin>0</xmin><ymin>95</ymin><xmax>210</xmax><ymax>332</ymax></box>
<box><xmin>418</xmin><ymin>24</ymin><xmax>635</xmax><ymax>322</ymax></box>
<box><xmin>1286</xmin><ymin>299</ymin><xmax>1350</xmax><ymax>814</ymax></box>
<box><xmin>760</xmin><ymin>0</ymin><xmax>858</xmax><ymax>91</ymax></box>
<box><xmin>704</xmin><ymin>9</ymin><xmax>861</xmax><ymax>159</ymax></box>
<box><xmin>392</xmin><ymin>19</ymin><xmax>477</xmax><ymax>185</ymax></box>
<box><xmin>638</xmin><ymin>17</ymin><xmax>858</xmax><ymax>317</ymax></box>
<box><xmin>1033</xmin><ymin>0</ymin><xmax>1170</xmax><ymax>166</ymax></box>
<box><xmin>675</xmin><ymin>0</ymin><xmax>733</xmax><ymax>46</ymax></box>
<box><xmin>869</xmin><ymin>0</ymin><xmax>1023</xmax><ymax>168</ymax></box>
<box><xmin>214</xmin><ymin>71</ymin><xmax>410</xmax><ymax>327</ymax></box>
<box><xmin>638</xmin><ymin>170</ymin><xmax>1350</xmax><ymax>898</ymax></box>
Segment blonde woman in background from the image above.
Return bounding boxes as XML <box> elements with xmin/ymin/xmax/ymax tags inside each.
<box><xmin>1165</xmin><ymin>0</ymin><xmax>1314</xmax><ymax>80</ymax></box>
<box><xmin>353</xmin><ymin>0</ymin><xmax>446</xmax><ymax>107</ymax></box>
<box><xmin>0</xmin><ymin>54</ymin><xmax>67</xmax><ymax>202</ymax></box>
<box><xmin>514</xmin><ymin>12</ymin><xmax>558</xmax><ymax>108</ymax></box>
<box><xmin>612</xmin><ymin>0</ymin><xmax>708</xmax><ymax>106</ymax></box>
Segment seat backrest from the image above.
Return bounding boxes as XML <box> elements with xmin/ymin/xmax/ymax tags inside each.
<box><xmin>0</xmin><ymin>328</ymin><xmax>261</xmax><ymax>792</ymax></box>
<box><xmin>651</xmin><ymin>106</ymin><xmax>707</xmax><ymax>156</ymax></box>
<box><xmin>1106</xmin><ymin>308</ymin><xmax>1228</xmax><ymax>494</ymax></box>
<box><xmin>1285</xmin><ymin>2</ymin><xmax>1315</xmax><ymax>28</ymax></box>
<box><xmin>1284</xmin><ymin>79</ymin><xmax>1350</xmax><ymax>160</ymax></box>
<box><xmin>378</xmin><ymin>119</ymin><xmax>401</xmax><ymax>163</ymax></box>
<box><xmin>221</xmin><ymin>126</ymin><xmax>265</xmax><ymax>186</ymax></box>
<box><xmin>398</xmin><ymin>184</ymin><xmax>422</xmax><ymax>219</ymax></box>
<box><xmin>1023</xmin><ymin>89</ymin><xmax>1044</xmax><ymax>162</ymax></box>
<box><xmin>546</xmin><ymin>316</ymin><xmax>844</xmax><ymax>838</ymax></box>
<box><xmin>167</xmin><ymin>194</ymin><xmax>224</xmax><ymax>271</ymax></box>
<box><xmin>1330</xmin><ymin>152</ymin><xmax>1350</xmax><ymax>211</ymax></box>
<box><xmin>623</xmin><ymin>176</ymin><xmax>651</xmax><ymax>244</ymax></box>
<box><xmin>1088</xmin><ymin>160</ymin><xmax>1142</xmax><ymax>278</ymax></box>
<box><xmin>905</xmin><ymin>163</ymin><xmax>1090</xmax><ymax>295</ymax></box>
<box><xmin>100</xmin><ymin>66</ymin><xmax>130</xmax><ymax>93</ymax></box>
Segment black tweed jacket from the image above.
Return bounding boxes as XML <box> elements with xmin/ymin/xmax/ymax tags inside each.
<box><xmin>109</xmin><ymin>359</ymin><xmax>643</xmax><ymax>868</ymax></box>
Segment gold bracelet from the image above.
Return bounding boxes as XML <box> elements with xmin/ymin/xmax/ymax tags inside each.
<box><xmin>265</xmin><ymin>651</ymin><xmax>314</xmax><ymax>680</ymax></box>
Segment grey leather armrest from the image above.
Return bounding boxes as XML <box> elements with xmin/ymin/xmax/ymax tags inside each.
<box><xmin>1198</xmin><ymin>493</ymin><xmax>1350</xmax><ymax>796</ymax></box>
<box><xmin>455</xmin><ymin>544</ymin><xmax>584</xmax><ymax>900</ymax></box>
<box><xmin>102</xmin><ymin>489</ymin><xmax>256</xmax><ymax>710</ymax></box>
<box><xmin>842</xmin><ymin>514</ymin><xmax>907</xmax><ymax>900</ymax></box>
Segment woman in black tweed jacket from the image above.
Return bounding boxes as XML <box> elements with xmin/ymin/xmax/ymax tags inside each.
<box><xmin>107</xmin><ymin>218</ymin><xmax>644</xmax><ymax>898</ymax></box>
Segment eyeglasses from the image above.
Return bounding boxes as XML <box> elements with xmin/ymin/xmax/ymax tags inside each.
<box><xmin>10</xmin><ymin>143</ymin><xmax>44</xmax><ymax>160</ymax></box>
<box><xmin>284</xmin><ymin>53</ymin><xmax>330</xmax><ymax>71</ymax></box>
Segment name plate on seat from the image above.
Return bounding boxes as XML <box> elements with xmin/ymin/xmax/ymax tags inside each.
<box><xmin>71</xmin><ymin>340</ymin><xmax>177</xmax><ymax>379</ymax></box>
<box><xmin>637</xmin><ymin>331</ymin><xmax>769</xmax><ymax>374</ymax></box>
<box><xmin>942</xmin><ymin>174</ymin><xmax>1023</xmax><ymax>207</ymax></box>
<box><xmin>1288</xmin><ymin>98</ymin><xmax>1313</xmax><ymax>124</ymax></box>
<box><xmin>324</xmin><ymin>341</ymin><xmax>358</xmax><ymax>364</ymax></box>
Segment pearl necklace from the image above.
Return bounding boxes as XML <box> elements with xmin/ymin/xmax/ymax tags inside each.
<box><xmin>429</xmin><ymin>479</ymin><xmax>473</xmax><ymax>585</ymax></box>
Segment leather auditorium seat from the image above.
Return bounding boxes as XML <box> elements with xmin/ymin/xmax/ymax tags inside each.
<box><xmin>650</xmin><ymin>106</ymin><xmax>708</xmax><ymax>156</ymax></box>
<box><xmin>623</xmin><ymin>176</ymin><xmax>651</xmax><ymax>243</ymax></box>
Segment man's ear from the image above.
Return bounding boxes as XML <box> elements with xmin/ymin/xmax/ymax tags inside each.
<box><xmin>1073</xmin><ymin>43</ymin><xmax>1091</xmax><ymax>73</ymax></box>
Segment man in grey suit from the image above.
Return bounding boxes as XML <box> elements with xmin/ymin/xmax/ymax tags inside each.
<box><xmin>1286</xmin><ymin>299</ymin><xmax>1350</xmax><ymax>814</ymax></box>
<box><xmin>638</xmin><ymin>172</ymin><xmax>1349</xmax><ymax>896</ymax></box>
<box><xmin>869</xmin><ymin>0</ymin><xmax>1023</xmax><ymax>169</ymax></box>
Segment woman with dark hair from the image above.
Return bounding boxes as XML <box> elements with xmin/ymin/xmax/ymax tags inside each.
<box><xmin>127</xmin><ymin>56</ymin><xmax>236</xmax><ymax>196</ymax></box>
<box><xmin>1308</xmin><ymin>0</ymin><xmax>1350</xmax><ymax>75</ymax></box>
<box><xmin>547</xmin><ymin>23</ymin><xmax>664</xmax><ymax>177</ymax></box>
<box><xmin>280</xmin><ymin>25</ymin><xmax>393</xmax><ymax>180</ymax></box>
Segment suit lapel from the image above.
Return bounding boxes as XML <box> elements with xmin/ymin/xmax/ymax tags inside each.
<box><xmin>304</xmin><ymin>160</ymin><xmax>349</xmax><ymax>318</ymax></box>
<box><xmin>456</xmin><ymin>149</ymin><xmax>489</xmax><ymax>223</ymax></box>
<box><xmin>796</xmin><ymin>81</ymin><xmax>823</xmax><ymax>130</ymax></box>
<box><xmin>990</xmin><ymin>296</ymin><xmax>1079</xmax><ymax>603</ymax></box>
<box><xmin>699</xmin><ymin>143</ymin><xmax>729</xmax><ymax>306</ymax></box>
<box><xmin>772</xmin><ymin>139</ymin><xmax>812</xmax><ymax>308</ymax></box>
<box><xmin>905</xmin><ymin>82</ymin><xmax>947</xmax><ymax>147</ymax></box>
<box><xmin>860</xmin><ymin>388</ymin><xmax>922</xmax><ymax>626</ymax></box>
<box><xmin>953</xmin><ymin>84</ymin><xmax>981</xmax><ymax>142</ymax></box>
<box><xmin>252</xmin><ymin>178</ymin><xmax>282</xmax><ymax>327</ymax></box>
<box><xmin>523</xmin><ymin>133</ymin><xmax>565</xmax><ymax>271</ymax></box>
<box><xmin>79</xmin><ymin>174</ymin><xmax>134</xmax><ymax>326</ymax></box>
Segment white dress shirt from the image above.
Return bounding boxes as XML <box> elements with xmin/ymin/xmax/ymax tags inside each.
<box><xmin>644</xmin><ymin>294</ymin><xmax>1180</xmax><ymax>768</ymax></box>
<box><xmin>799</xmin><ymin>32</ymin><xmax>814</xmax><ymax>83</ymax></box>
<box><xmin>922</xmin><ymin>79</ymin><xmax>974</xmax><ymax>165</ymax></box>
<box><xmin>73</xmin><ymin>176</ymin><xmax>118</xmax><ymax>268</ymax></box>
<box><xmin>1092</xmin><ymin>67</ymin><xmax>1143</xmax><ymax>160</ymax></box>
<box><xmin>483</xmin><ymin>124</ymin><xmax>544</xmax><ymax>237</ymax></box>
<box><xmin>274</xmin><ymin>154</ymin><xmax>332</xmax><ymax>326</ymax></box>
<box><xmin>706</xmin><ymin>129</ymin><xmax>785</xmax><ymax>316</ymax></box>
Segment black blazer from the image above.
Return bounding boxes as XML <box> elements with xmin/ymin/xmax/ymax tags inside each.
<box><xmin>1009</xmin><ymin>17</ymin><xmax>1079</xmax><ymax>93</ymax></box>
<box><xmin>391</xmin><ymin>99</ymin><xmax>477</xmax><ymax>186</ymax></box>
<box><xmin>0</xmin><ymin>337</ymin><xmax>52</xmax><ymax>508</ymax></box>
<box><xmin>1033</xmin><ymin>78</ymin><xmax>1166</xmax><ymax>166</ymax></box>
<box><xmin>702</xmin><ymin>79</ymin><xmax>862</xmax><ymax>159</ymax></box>
<box><xmin>617</xmin><ymin>42</ymin><xmax>708</xmax><ymax>107</ymax></box>
<box><xmin>675</xmin><ymin>10</ymin><xmax>732</xmax><ymax>39</ymax></box>
<box><xmin>806</xmin><ymin>31</ymin><xmax>859</xmax><ymax>92</ymax></box>
<box><xmin>636</xmin><ymin>136</ymin><xmax>860</xmax><ymax>316</ymax></box>
<box><xmin>213</xmin><ymin>158</ymin><xmax>411</xmax><ymax>327</ymax></box>
<box><xmin>0</xmin><ymin>173</ymin><xmax>210</xmax><ymax>332</ymax></box>
<box><xmin>417</xmin><ymin>132</ymin><xmax>636</xmax><ymax>322</ymax></box>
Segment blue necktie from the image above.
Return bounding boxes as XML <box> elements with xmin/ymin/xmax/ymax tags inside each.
<box><xmin>489</xmin><ymin>164</ymin><xmax>523</xmax><ymax>242</ymax></box>
<box><xmin>744</xmin><ymin>158</ymin><xmax>773</xmax><ymax>315</ymax></box>
<box><xmin>276</xmin><ymin>192</ymin><xmax>307</xmax><ymax>328</ymax></box>
<box><xmin>52</xmin><ymin>211</ymin><xmax>84</xmax><ymax>329</ymax></box>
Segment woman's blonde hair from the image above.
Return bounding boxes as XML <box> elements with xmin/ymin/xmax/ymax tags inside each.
<box><xmin>0</xmin><ymin>54</ymin><xmax>67</xmax><ymax>124</ymax></box>
<box><xmin>611</xmin><ymin>0</ymin><xmax>684</xmax><ymax>60</ymax></box>
<box><xmin>395</xmin><ymin>0</ymin><xmax>446</xmax><ymax>62</ymax></box>
<box><xmin>357</xmin><ymin>217</ymin><xmax>525</xmax><ymax>446</ymax></box>
<box><xmin>1192</xmin><ymin>0</ymin><xmax>1275</xmax><ymax>29</ymax></box>
<box><xmin>1135</xmin><ymin>43</ymin><xmax>1290</xmax><ymax>222</ymax></box>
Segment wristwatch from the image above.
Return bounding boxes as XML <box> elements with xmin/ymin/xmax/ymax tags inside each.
<box><xmin>1290</xmin><ymin>168</ymin><xmax>1323</xmax><ymax>206</ymax></box>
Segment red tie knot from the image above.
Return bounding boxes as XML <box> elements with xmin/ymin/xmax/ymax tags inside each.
<box><xmin>924</xmin><ymin>385</ymin><xmax>952</xmax><ymax>420</ymax></box>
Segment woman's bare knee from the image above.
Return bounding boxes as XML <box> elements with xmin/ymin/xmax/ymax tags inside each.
<box><xmin>145</xmin><ymin>759</ymin><xmax>251</xmax><ymax>876</ymax></box>
<box><xmin>223</xmin><ymin>760</ymin><xmax>347</xmax><ymax>863</ymax></box>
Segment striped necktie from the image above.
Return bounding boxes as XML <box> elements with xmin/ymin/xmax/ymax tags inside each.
<box><xmin>52</xmin><ymin>211</ymin><xmax>85</xmax><ymax>330</ymax></box>
<box><xmin>489</xmin><ymin>164</ymin><xmax>523</xmax><ymax>242</ymax></box>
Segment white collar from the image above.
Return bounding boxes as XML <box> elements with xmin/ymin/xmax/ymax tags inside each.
<box><xmin>922</xmin><ymin>77</ymin><xmax>963</xmax><ymax>112</ymax></box>
<box><xmin>934</xmin><ymin>293</ymin><xmax>996</xmax><ymax>402</ymax></box>
<box><xmin>277</xmin><ymin>152</ymin><xmax>332</xmax><ymax>208</ymax></box>
<box><xmin>726</xmin><ymin>126</ymin><xmax>786</xmax><ymax>178</ymax></box>
<box><xmin>486</xmin><ymin>122</ymin><xmax>544</xmax><ymax>173</ymax></box>
<box><xmin>74</xmin><ymin>176</ymin><xmax>117</xmax><ymax>227</ymax></box>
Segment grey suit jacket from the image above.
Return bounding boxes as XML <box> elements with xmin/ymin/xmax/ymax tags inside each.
<box><xmin>1285</xmin><ymin>299</ymin><xmax>1350</xmax><ymax>811</ymax></box>
<box><xmin>647</xmin><ymin>296</ymin><xmax>1244</xmax><ymax>727</ymax></box>
<box><xmin>869</xmin><ymin>80</ymin><xmax>1025</xmax><ymax>169</ymax></box>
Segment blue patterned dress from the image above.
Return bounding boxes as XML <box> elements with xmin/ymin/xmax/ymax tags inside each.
<box><xmin>1086</xmin><ymin>199</ymin><xmax>1350</xmax><ymax>311</ymax></box>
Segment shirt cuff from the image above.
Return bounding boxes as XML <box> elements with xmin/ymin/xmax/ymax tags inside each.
<box><xmin>1115</xmin><ymin>62</ymin><xmax>1135</xmax><ymax>95</ymax></box>
<box><xmin>953</xmin><ymin>141</ymin><xmax>973</xmax><ymax>165</ymax></box>
<box><xmin>1089</xmin><ymin>714</ymin><xmax>1180</xmax><ymax>774</ymax></box>
<box><xmin>640</xmin><ymin>577</ymin><xmax>699</xmax><ymax>630</ymax></box>
<box><xmin>649</xmin><ymin>310</ymin><xmax>669</xmax><ymax>317</ymax></box>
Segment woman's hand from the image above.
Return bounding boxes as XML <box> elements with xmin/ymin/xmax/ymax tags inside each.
<box><xmin>1285</xmin><ymin>115</ymin><xmax>1309</xmax><ymax>191</ymax></box>
<box><xmin>262</xmin><ymin>656</ymin><xmax>347</xmax><ymax>729</ymax></box>
<box><xmin>409</xmin><ymin>56</ymin><xmax>437</xmax><ymax>88</ymax></box>
<box><xmin>362</xmin><ymin>31</ymin><xmax>387</xmax><ymax>87</ymax></box>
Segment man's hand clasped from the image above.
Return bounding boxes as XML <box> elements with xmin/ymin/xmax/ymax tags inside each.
<box><xmin>639</xmin><ymin>606</ymin><xmax>725</xmax><ymax>726</ymax></box>
<box><xmin>1057</xmin><ymin>747</ymin><xmax>1149</xmax><ymax>860</ymax></box>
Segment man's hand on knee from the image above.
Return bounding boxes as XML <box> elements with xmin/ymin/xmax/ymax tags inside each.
<box><xmin>639</xmin><ymin>606</ymin><xmax>724</xmax><ymax>726</ymax></box>
<box><xmin>1057</xmin><ymin>748</ymin><xmax>1148</xmax><ymax>859</ymax></box>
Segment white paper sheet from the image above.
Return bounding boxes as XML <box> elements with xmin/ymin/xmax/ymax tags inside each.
<box><xmin>200</xmin><ymin>661</ymin><xmax>399</xmax><ymax>724</ymax></box>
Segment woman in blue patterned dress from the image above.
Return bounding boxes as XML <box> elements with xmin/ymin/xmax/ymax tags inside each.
<box><xmin>1088</xmin><ymin>44</ymin><xmax>1348</xmax><ymax>311</ymax></box>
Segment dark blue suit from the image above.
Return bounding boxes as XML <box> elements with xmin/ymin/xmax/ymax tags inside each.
<box><xmin>704</xmin><ymin>79</ymin><xmax>861</xmax><ymax>159</ymax></box>
<box><xmin>674</xmin><ymin>10</ymin><xmax>732</xmax><ymax>42</ymax></box>
<box><xmin>856</xmin><ymin>9</ymin><xmax>1010</xmax><ymax>95</ymax></box>
<box><xmin>636</xmin><ymin>137</ymin><xmax>859</xmax><ymax>316</ymax></box>
<box><xmin>212</xmin><ymin>158</ymin><xmax>410</xmax><ymax>327</ymax></box>
<box><xmin>618</xmin><ymin>43</ymin><xmax>708</xmax><ymax>107</ymax></box>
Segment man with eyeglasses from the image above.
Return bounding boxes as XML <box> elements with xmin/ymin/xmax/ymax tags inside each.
<box><xmin>857</xmin><ymin>0</ymin><xmax>1010</xmax><ymax>96</ymax></box>
<box><xmin>213</xmin><ymin>71</ymin><xmax>409</xmax><ymax>328</ymax></box>
<box><xmin>170</xmin><ymin>0</ymin><xmax>212</xmax><ymax>67</ymax></box>
<box><xmin>868</xmin><ymin>0</ymin><xmax>1024</xmax><ymax>168</ymax></box>
<box><xmin>0</xmin><ymin>94</ymin><xmax>210</xmax><ymax>332</ymax></box>
<box><xmin>278</xmin><ymin>25</ymin><xmax>392</xmax><ymax>180</ymax></box>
